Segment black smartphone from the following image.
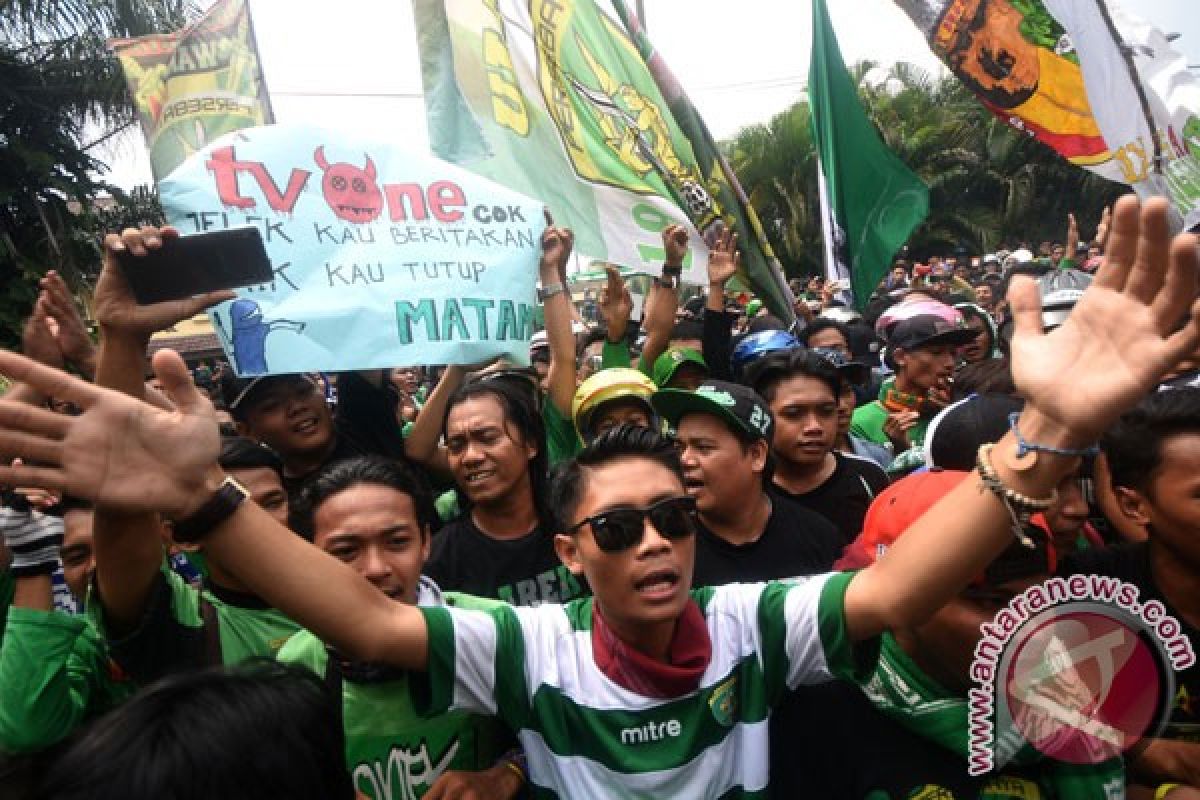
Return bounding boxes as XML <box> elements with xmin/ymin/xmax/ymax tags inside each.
<box><xmin>117</xmin><ymin>227</ymin><xmax>274</xmax><ymax>304</ymax></box>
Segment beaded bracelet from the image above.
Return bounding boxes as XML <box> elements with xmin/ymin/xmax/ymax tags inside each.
<box><xmin>976</xmin><ymin>443</ymin><xmax>1057</xmax><ymax>549</ymax></box>
<box><xmin>1008</xmin><ymin>412</ymin><xmax>1100</xmax><ymax>459</ymax></box>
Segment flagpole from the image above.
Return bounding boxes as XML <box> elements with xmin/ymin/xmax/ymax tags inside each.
<box><xmin>1092</xmin><ymin>0</ymin><xmax>1160</xmax><ymax>176</ymax></box>
<box><xmin>244</xmin><ymin>0</ymin><xmax>276</xmax><ymax>123</ymax></box>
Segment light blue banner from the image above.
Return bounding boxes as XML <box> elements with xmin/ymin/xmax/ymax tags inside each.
<box><xmin>160</xmin><ymin>124</ymin><xmax>545</xmax><ymax>375</ymax></box>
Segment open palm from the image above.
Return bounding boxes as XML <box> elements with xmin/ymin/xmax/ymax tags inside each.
<box><xmin>1009</xmin><ymin>197</ymin><xmax>1200</xmax><ymax>445</ymax></box>
<box><xmin>0</xmin><ymin>350</ymin><xmax>220</xmax><ymax>517</ymax></box>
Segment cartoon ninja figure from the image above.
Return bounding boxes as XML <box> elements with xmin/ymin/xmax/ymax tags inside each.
<box><xmin>220</xmin><ymin>298</ymin><xmax>305</xmax><ymax>375</ymax></box>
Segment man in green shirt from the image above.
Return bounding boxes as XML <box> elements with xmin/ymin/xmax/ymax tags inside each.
<box><xmin>851</xmin><ymin>310</ymin><xmax>976</xmax><ymax>456</ymax></box>
<box><xmin>277</xmin><ymin>456</ymin><xmax>522</xmax><ymax>800</ymax></box>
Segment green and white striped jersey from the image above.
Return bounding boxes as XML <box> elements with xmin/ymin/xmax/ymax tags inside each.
<box><xmin>415</xmin><ymin>571</ymin><xmax>875</xmax><ymax>799</ymax></box>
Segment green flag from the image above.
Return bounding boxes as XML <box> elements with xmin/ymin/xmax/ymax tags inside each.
<box><xmin>809</xmin><ymin>0</ymin><xmax>928</xmax><ymax>308</ymax></box>
<box><xmin>414</xmin><ymin>0</ymin><xmax>795</xmax><ymax>325</ymax></box>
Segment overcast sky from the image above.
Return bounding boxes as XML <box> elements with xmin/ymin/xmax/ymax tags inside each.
<box><xmin>95</xmin><ymin>0</ymin><xmax>1196</xmax><ymax>190</ymax></box>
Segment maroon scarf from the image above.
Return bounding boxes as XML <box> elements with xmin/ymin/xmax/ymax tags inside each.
<box><xmin>591</xmin><ymin>600</ymin><xmax>712</xmax><ymax>698</ymax></box>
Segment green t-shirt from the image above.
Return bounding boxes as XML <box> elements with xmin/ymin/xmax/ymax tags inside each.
<box><xmin>277</xmin><ymin>591</ymin><xmax>515</xmax><ymax>800</ymax></box>
<box><xmin>543</xmin><ymin>399</ymin><xmax>582</xmax><ymax>467</ymax></box>
<box><xmin>0</xmin><ymin>569</ymin><xmax>14</xmax><ymax>642</ymax></box>
<box><xmin>850</xmin><ymin>400</ymin><xmax>930</xmax><ymax>450</ymax></box>
<box><xmin>91</xmin><ymin>564</ymin><xmax>300</xmax><ymax>685</ymax></box>
<box><xmin>0</xmin><ymin>607</ymin><xmax>134</xmax><ymax>753</ymax></box>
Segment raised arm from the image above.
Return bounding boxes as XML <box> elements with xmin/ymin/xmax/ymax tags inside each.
<box><xmin>90</xmin><ymin>226</ymin><xmax>232</xmax><ymax>635</ymax></box>
<box><xmin>0</xmin><ymin>350</ymin><xmax>430</xmax><ymax>669</ymax></box>
<box><xmin>702</xmin><ymin>228</ymin><xmax>738</xmax><ymax>381</ymax></box>
<box><xmin>636</xmin><ymin>225</ymin><xmax>687</xmax><ymax>375</ymax></box>
<box><xmin>843</xmin><ymin>196</ymin><xmax>1200</xmax><ymax>640</ymax></box>
<box><xmin>541</xmin><ymin>225</ymin><xmax>578</xmax><ymax>417</ymax></box>
<box><xmin>403</xmin><ymin>364</ymin><xmax>466</xmax><ymax>475</ymax></box>
<box><xmin>597</xmin><ymin>266</ymin><xmax>633</xmax><ymax>369</ymax></box>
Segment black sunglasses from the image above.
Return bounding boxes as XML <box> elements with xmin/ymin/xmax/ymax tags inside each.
<box><xmin>567</xmin><ymin>496</ymin><xmax>698</xmax><ymax>553</ymax></box>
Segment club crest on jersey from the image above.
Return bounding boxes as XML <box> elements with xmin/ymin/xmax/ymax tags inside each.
<box><xmin>709</xmin><ymin>676</ymin><xmax>738</xmax><ymax>726</ymax></box>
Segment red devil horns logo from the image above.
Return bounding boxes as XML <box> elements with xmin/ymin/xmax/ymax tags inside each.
<box><xmin>313</xmin><ymin>145</ymin><xmax>383</xmax><ymax>224</ymax></box>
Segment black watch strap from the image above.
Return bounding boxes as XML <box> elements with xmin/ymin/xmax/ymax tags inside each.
<box><xmin>171</xmin><ymin>477</ymin><xmax>249</xmax><ymax>544</ymax></box>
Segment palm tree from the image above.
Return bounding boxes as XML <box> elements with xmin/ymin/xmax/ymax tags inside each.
<box><xmin>0</xmin><ymin>0</ymin><xmax>194</xmax><ymax>346</ymax></box>
<box><xmin>724</xmin><ymin>60</ymin><xmax>1124</xmax><ymax>277</ymax></box>
<box><xmin>727</xmin><ymin>104</ymin><xmax>823</xmax><ymax>279</ymax></box>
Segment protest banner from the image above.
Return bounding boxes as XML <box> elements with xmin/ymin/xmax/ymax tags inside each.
<box><xmin>159</xmin><ymin>124</ymin><xmax>546</xmax><ymax>376</ymax></box>
<box><xmin>1039</xmin><ymin>1</ymin><xmax>1200</xmax><ymax>231</ymax></box>
<box><xmin>810</xmin><ymin>0</ymin><xmax>929</xmax><ymax>309</ymax></box>
<box><xmin>109</xmin><ymin>0</ymin><xmax>273</xmax><ymax>181</ymax></box>
<box><xmin>414</xmin><ymin>0</ymin><xmax>795</xmax><ymax>325</ymax></box>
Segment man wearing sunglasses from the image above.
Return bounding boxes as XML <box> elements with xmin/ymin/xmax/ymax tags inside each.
<box><xmin>0</xmin><ymin>198</ymin><xmax>1191</xmax><ymax>798</ymax></box>
<box><xmin>650</xmin><ymin>380</ymin><xmax>842</xmax><ymax>586</ymax></box>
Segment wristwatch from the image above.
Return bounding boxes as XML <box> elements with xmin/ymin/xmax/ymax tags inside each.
<box><xmin>170</xmin><ymin>476</ymin><xmax>249</xmax><ymax>544</ymax></box>
<box><xmin>537</xmin><ymin>283</ymin><xmax>567</xmax><ymax>302</ymax></box>
<box><xmin>657</xmin><ymin>265</ymin><xmax>682</xmax><ymax>289</ymax></box>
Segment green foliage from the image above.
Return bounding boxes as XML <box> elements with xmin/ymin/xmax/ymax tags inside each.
<box><xmin>726</xmin><ymin>62</ymin><xmax>1125</xmax><ymax>278</ymax></box>
<box><xmin>0</xmin><ymin>0</ymin><xmax>193</xmax><ymax>348</ymax></box>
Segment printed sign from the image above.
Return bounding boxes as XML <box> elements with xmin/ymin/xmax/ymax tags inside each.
<box><xmin>159</xmin><ymin>124</ymin><xmax>546</xmax><ymax>375</ymax></box>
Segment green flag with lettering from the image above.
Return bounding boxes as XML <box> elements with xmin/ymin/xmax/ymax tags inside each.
<box><xmin>809</xmin><ymin>0</ymin><xmax>928</xmax><ymax>308</ymax></box>
<box><xmin>414</xmin><ymin>0</ymin><xmax>795</xmax><ymax>325</ymax></box>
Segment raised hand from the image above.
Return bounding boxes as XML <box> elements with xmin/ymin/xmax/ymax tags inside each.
<box><xmin>0</xmin><ymin>349</ymin><xmax>220</xmax><ymax>518</ymax></box>
<box><xmin>1093</xmin><ymin>205</ymin><xmax>1112</xmax><ymax>252</ymax></box>
<box><xmin>598</xmin><ymin>265</ymin><xmax>632</xmax><ymax>341</ymax></box>
<box><xmin>21</xmin><ymin>297</ymin><xmax>64</xmax><ymax>370</ymax></box>
<box><xmin>38</xmin><ymin>271</ymin><xmax>95</xmax><ymax>374</ymax></box>
<box><xmin>708</xmin><ymin>227</ymin><xmax>739</xmax><ymax>288</ymax></box>
<box><xmin>662</xmin><ymin>223</ymin><xmax>689</xmax><ymax>269</ymax></box>
<box><xmin>1008</xmin><ymin>196</ymin><xmax>1200</xmax><ymax>447</ymax></box>
<box><xmin>94</xmin><ymin>226</ymin><xmax>234</xmax><ymax>339</ymax></box>
<box><xmin>539</xmin><ymin>218</ymin><xmax>575</xmax><ymax>284</ymax></box>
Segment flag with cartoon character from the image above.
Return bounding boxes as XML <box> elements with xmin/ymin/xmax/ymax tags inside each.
<box><xmin>414</xmin><ymin>0</ymin><xmax>795</xmax><ymax>325</ymax></box>
<box><xmin>109</xmin><ymin>0</ymin><xmax>273</xmax><ymax>181</ymax></box>
<box><xmin>159</xmin><ymin>124</ymin><xmax>546</xmax><ymax>375</ymax></box>
<box><xmin>895</xmin><ymin>0</ymin><xmax>1200</xmax><ymax>229</ymax></box>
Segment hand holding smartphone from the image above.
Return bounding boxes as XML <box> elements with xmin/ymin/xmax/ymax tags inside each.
<box><xmin>116</xmin><ymin>227</ymin><xmax>274</xmax><ymax>305</ymax></box>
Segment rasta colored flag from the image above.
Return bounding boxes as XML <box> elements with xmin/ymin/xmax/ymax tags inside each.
<box><xmin>892</xmin><ymin>0</ymin><xmax>1120</xmax><ymax>180</ymax></box>
<box><xmin>809</xmin><ymin>0</ymin><xmax>929</xmax><ymax>310</ymax></box>
<box><xmin>1038</xmin><ymin>1</ymin><xmax>1200</xmax><ymax>231</ymax></box>
<box><xmin>895</xmin><ymin>0</ymin><xmax>1200</xmax><ymax>230</ymax></box>
<box><xmin>414</xmin><ymin>0</ymin><xmax>796</xmax><ymax>325</ymax></box>
<box><xmin>109</xmin><ymin>0</ymin><xmax>273</xmax><ymax>181</ymax></box>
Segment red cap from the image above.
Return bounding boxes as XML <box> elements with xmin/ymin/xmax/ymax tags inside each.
<box><xmin>835</xmin><ymin>470</ymin><xmax>968</xmax><ymax>570</ymax></box>
<box><xmin>913</xmin><ymin>263</ymin><xmax>933</xmax><ymax>277</ymax></box>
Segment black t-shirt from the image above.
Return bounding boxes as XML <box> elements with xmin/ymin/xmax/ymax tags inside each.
<box><xmin>1060</xmin><ymin>542</ymin><xmax>1200</xmax><ymax>744</ymax></box>
<box><xmin>772</xmin><ymin>451</ymin><xmax>889</xmax><ymax>547</ymax></box>
<box><xmin>282</xmin><ymin>372</ymin><xmax>411</xmax><ymax>506</ymax></box>
<box><xmin>691</xmin><ymin>493</ymin><xmax>842</xmax><ymax>587</ymax></box>
<box><xmin>425</xmin><ymin>516</ymin><xmax>587</xmax><ymax>607</ymax></box>
<box><xmin>771</xmin><ymin>681</ymin><xmax>1059</xmax><ymax>799</ymax></box>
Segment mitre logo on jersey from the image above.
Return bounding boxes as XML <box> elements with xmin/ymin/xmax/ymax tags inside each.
<box><xmin>619</xmin><ymin>719</ymin><xmax>682</xmax><ymax>745</ymax></box>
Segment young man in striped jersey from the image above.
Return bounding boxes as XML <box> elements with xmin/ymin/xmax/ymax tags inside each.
<box><xmin>0</xmin><ymin>200</ymin><xmax>1193</xmax><ymax>797</ymax></box>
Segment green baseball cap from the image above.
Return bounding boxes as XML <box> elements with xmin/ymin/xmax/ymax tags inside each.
<box><xmin>651</xmin><ymin>347</ymin><xmax>708</xmax><ymax>388</ymax></box>
<box><xmin>652</xmin><ymin>380</ymin><xmax>774</xmax><ymax>441</ymax></box>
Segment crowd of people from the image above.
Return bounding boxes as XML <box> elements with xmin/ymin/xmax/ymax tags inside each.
<box><xmin>0</xmin><ymin>195</ymin><xmax>1197</xmax><ymax>799</ymax></box>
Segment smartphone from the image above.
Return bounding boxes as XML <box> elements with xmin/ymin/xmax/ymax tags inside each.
<box><xmin>118</xmin><ymin>227</ymin><xmax>274</xmax><ymax>304</ymax></box>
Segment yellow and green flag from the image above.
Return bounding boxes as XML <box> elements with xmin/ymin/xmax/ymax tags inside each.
<box><xmin>414</xmin><ymin>0</ymin><xmax>795</xmax><ymax>325</ymax></box>
<box><xmin>109</xmin><ymin>0</ymin><xmax>273</xmax><ymax>181</ymax></box>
